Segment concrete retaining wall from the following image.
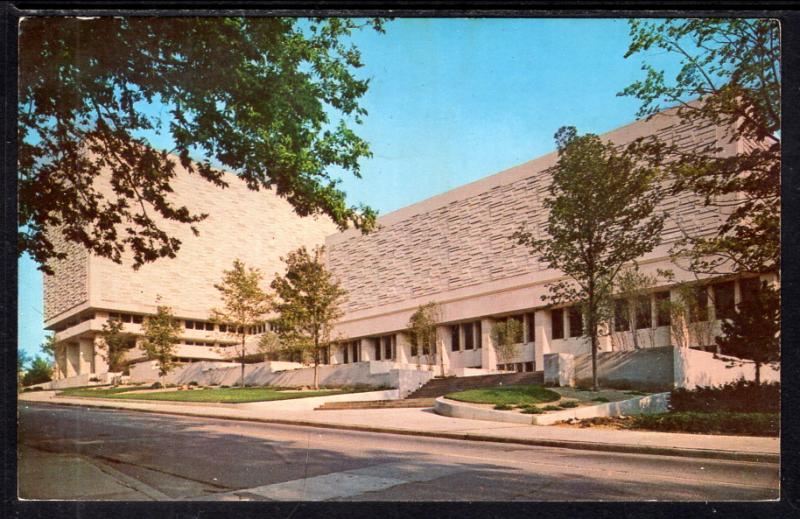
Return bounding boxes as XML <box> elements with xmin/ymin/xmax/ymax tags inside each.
<box><xmin>674</xmin><ymin>348</ymin><xmax>780</xmax><ymax>389</ymax></box>
<box><xmin>239</xmin><ymin>389</ymin><xmax>401</xmax><ymax>411</ymax></box>
<box><xmin>573</xmin><ymin>347</ymin><xmax>675</xmax><ymax>391</ymax></box>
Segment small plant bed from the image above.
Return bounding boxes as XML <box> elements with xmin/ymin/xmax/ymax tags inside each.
<box><xmin>447</xmin><ymin>385</ymin><xmax>560</xmax><ymax>407</ymax></box>
<box><xmin>550</xmin><ymin>387</ymin><xmax>643</xmax><ymax>404</ymax></box>
<box><xmin>101</xmin><ymin>387</ymin><xmax>351</xmax><ymax>403</ymax></box>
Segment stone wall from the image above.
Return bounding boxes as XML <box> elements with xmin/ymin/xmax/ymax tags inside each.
<box><xmin>327</xmin><ymin>110</ymin><xmax>730</xmax><ymax>317</ymax></box>
<box><xmin>43</xmin><ymin>230</ymin><xmax>89</xmax><ymax>322</ymax></box>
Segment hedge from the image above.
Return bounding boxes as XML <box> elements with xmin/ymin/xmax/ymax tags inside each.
<box><xmin>630</xmin><ymin>412</ymin><xmax>779</xmax><ymax>437</ymax></box>
<box><xmin>669</xmin><ymin>380</ymin><xmax>779</xmax><ymax>413</ymax></box>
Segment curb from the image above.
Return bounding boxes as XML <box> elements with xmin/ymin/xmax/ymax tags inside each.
<box><xmin>22</xmin><ymin>399</ymin><xmax>779</xmax><ymax>465</ymax></box>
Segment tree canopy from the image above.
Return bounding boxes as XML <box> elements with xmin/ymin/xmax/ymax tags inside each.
<box><xmin>141</xmin><ymin>301</ymin><xmax>181</xmax><ymax>378</ymax></box>
<box><xmin>620</xmin><ymin>18</ymin><xmax>780</xmax><ymax>275</ymax></box>
<box><xmin>514</xmin><ymin>127</ymin><xmax>666</xmax><ymax>390</ymax></box>
<box><xmin>19</xmin><ymin>17</ymin><xmax>385</xmax><ymax>273</ymax></box>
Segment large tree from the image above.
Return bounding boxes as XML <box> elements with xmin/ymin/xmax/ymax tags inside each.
<box><xmin>212</xmin><ymin>259</ymin><xmax>273</xmax><ymax>388</ymax></box>
<box><xmin>271</xmin><ymin>246</ymin><xmax>346</xmax><ymax>389</ymax></box>
<box><xmin>22</xmin><ymin>356</ymin><xmax>54</xmax><ymax>387</ymax></box>
<box><xmin>716</xmin><ymin>284</ymin><xmax>780</xmax><ymax>386</ymax></box>
<box><xmin>513</xmin><ymin>127</ymin><xmax>666</xmax><ymax>390</ymax></box>
<box><xmin>19</xmin><ymin>17</ymin><xmax>385</xmax><ymax>273</ymax></box>
<box><xmin>141</xmin><ymin>301</ymin><xmax>181</xmax><ymax>380</ymax></box>
<box><xmin>620</xmin><ymin>18</ymin><xmax>780</xmax><ymax>275</ymax></box>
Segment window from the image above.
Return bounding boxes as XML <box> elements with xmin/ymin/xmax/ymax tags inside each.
<box><xmin>451</xmin><ymin>325</ymin><xmax>460</xmax><ymax>351</ymax></box>
<box><xmin>551</xmin><ymin>309</ymin><xmax>564</xmax><ymax>339</ymax></box>
<box><xmin>690</xmin><ymin>287</ymin><xmax>709</xmax><ymax>322</ymax></box>
<box><xmin>343</xmin><ymin>344</ymin><xmax>349</xmax><ymax>364</ymax></box>
<box><xmin>568</xmin><ymin>306</ymin><xmax>583</xmax><ymax>337</ymax></box>
<box><xmin>185</xmin><ymin>320</ymin><xmax>194</xmax><ymax>329</ymax></box>
<box><xmin>219</xmin><ymin>324</ymin><xmax>228</xmax><ymax>333</ymax></box>
<box><xmin>475</xmin><ymin>322</ymin><xmax>482</xmax><ymax>349</ymax></box>
<box><xmin>525</xmin><ymin>361</ymin><xmax>534</xmax><ymax>372</ymax></box>
<box><xmin>463</xmin><ymin>322</ymin><xmax>474</xmax><ymax>350</ymax></box>
<box><xmin>655</xmin><ymin>291</ymin><xmax>671</xmax><ymax>327</ymax></box>
<box><xmin>374</xmin><ymin>339</ymin><xmax>382</xmax><ymax>360</ymax></box>
<box><xmin>133</xmin><ymin>315</ymin><xmax>143</xmax><ymax>324</ymax></box>
<box><xmin>410</xmin><ymin>339</ymin><xmax>418</xmax><ymax>357</ymax></box>
<box><xmin>205</xmin><ymin>322</ymin><xmax>215</xmax><ymax>331</ymax></box>
<box><xmin>383</xmin><ymin>335</ymin><xmax>394</xmax><ymax>360</ymax></box>
<box><xmin>525</xmin><ymin>313</ymin><xmax>535</xmax><ymax>343</ymax></box>
<box><xmin>739</xmin><ymin>277</ymin><xmax>762</xmax><ymax>303</ymax></box>
<box><xmin>509</xmin><ymin>315</ymin><xmax>524</xmax><ymax>343</ymax></box>
<box><xmin>614</xmin><ymin>299</ymin><xmax>629</xmax><ymax>332</ymax></box>
<box><xmin>714</xmin><ymin>281</ymin><xmax>736</xmax><ymax>321</ymax></box>
<box><xmin>634</xmin><ymin>296</ymin><xmax>651</xmax><ymax>330</ymax></box>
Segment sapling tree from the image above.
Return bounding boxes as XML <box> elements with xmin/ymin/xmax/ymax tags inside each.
<box><xmin>513</xmin><ymin>127</ymin><xmax>666</xmax><ymax>391</ymax></box>
<box><xmin>99</xmin><ymin>318</ymin><xmax>131</xmax><ymax>373</ymax></box>
<box><xmin>271</xmin><ymin>246</ymin><xmax>346</xmax><ymax>389</ymax></box>
<box><xmin>407</xmin><ymin>302</ymin><xmax>442</xmax><ymax>372</ymax></box>
<box><xmin>491</xmin><ymin>318</ymin><xmax>523</xmax><ymax>368</ymax></box>
<box><xmin>141</xmin><ymin>300</ymin><xmax>181</xmax><ymax>381</ymax></box>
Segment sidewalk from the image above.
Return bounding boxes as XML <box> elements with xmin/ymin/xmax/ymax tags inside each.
<box><xmin>18</xmin><ymin>391</ymin><xmax>779</xmax><ymax>463</ymax></box>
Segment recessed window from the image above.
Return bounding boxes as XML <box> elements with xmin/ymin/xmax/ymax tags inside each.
<box><xmin>132</xmin><ymin>315</ymin><xmax>143</xmax><ymax>324</ymax></box>
<box><xmin>451</xmin><ymin>325</ymin><xmax>460</xmax><ymax>351</ymax></box>
<box><xmin>635</xmin><ymin>296</ymin><xmax>651</xmax><ymax>330</ymax></box>
<box><xmin>614</xmin><ymin>299</ymin><xmax>629</xmax><ymax>332</ymax></box>
<box><xmin>525</xmin><ymin>361</ymin><xmax>534</xmax><ymax>372</ymax></box>
<box><xmin>713</xmin><ymin>281</ymin><xmax>736</xmax><ymax>321</ymax></box>
<box><xmin>655</xmin><ymin>292</ymin><xmax>671</xmax><ymax>327</ymax></box>
<box><xmin>219</xmin><ymin>324</ymin><xmax>227</xmax><ymax>333</ymax></box>
<box><xmin>739</xmin><ymin>277</ymin><xmax>762</xmax><ymax>303</ymax></box>
<box><xmin>343</xmin><ymin>344</ymin><xmax>349</xmax><ymax>364</ymax></box>
<box><xmin>475</xmin><ymin>322</ymin><xmax>482</xmax><ymax>349</ymax></box>
<box><xmin>568</xmin><ymin>306</ymin><xmax>583</xmax><ymax>337</ymax></box>
<box><xmin>382</xmin><ymin>335</ymin><xmax>394</xmax><ymax>360</ymax></box>
<box><xmin>463</xmin><ymin>322</ymin><xmax>474</xmax><ymax>350</ymax></box>
<box><xmin>551</xmin><ymin>309</ymin><xmax>564</xmax><ymax>340</ymax></box>
<box><xmin>374</xmin><ymin>339</ymin><xmax>382</xmax><ymax>360</ymax></box>
<box><xmin>525</xmin><ymin>312</ymin><xmax>535</xmax><ymax>343</ymax></box>
<box><xmin>690</xmin><ymin>287</ymin><xmax>709</xmax><ymax>322</ymax></box>
<box><xmin>509</xmin><ymin>315</ymin><xmax>524</xmax><ymax>343</ymax></box>
<box><xmin>205</xmin><ymin>322</ymin><xmax>215</xmax><ymax>331</ymax></box>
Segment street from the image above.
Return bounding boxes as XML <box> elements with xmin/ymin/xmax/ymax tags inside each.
<box><xmin>18</xmin><ymin>403</ymin><xmax>779</xmax><ymax>501</ymax></box>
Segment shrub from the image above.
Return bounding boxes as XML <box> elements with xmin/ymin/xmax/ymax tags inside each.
<box><xmin>89</xmin><ymin>377</ymin><xmax>100</xmax><ymax>383</ymax></box>
<box><xmin>188</xmin><ymin>381</ymin><xmax>199</xmax><ymax>386</ymax></box>
<box><xmin>669</xmin><ymin>380</ymin><xmax>779</xmax><ymax>413</ymax></box>
<box><xmin>521</xmin><ymin>406</ymin><xmax>543</xmax><ymax>414</ymax></box>
<box><xmin>592</xmin><ymin>397</ymin><xmax>610</xmax><ymax>403</ymax></box>
<box><xmin>630</xmin><ymin>412</ymin><xmax>779</xmax><ymax>437</ymax></box>
<box><xmin>543</xmin><ymin>405</ymin><xmax>562</xmax><ymax>411</ymax></box>
<box><xmin>150</xmin><ymin>381</ymin><xmax>163</xmax><ymax>389</ymax></box>
<box><xmin>220</xmin><ymin>385</ymin><xmax>230</xmax><ymax>388</ymax></box>
<box><xmin>494</xmin><ymin>403</ymin><xmax>513</xmax><ymax>411</ymax></box>
<box><xmin>166</xmin><ymin>383</ymin><xmax>177</xmax><ymax>388</ymax></box>
<box><xmin>559</xmin><ymin>400</ymin><xmax>579</xmax><ymax>409</ymax></box>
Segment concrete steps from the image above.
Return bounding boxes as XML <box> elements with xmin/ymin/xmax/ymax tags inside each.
<box><xmin>406</xmin><ymin>372</ymin><xmax>544</xmax><ymax>400</ymax></box>
<box><xmin>315</xmin><ymin>398</ymin><xmax>436</xmax><ymax>410</ymax></box>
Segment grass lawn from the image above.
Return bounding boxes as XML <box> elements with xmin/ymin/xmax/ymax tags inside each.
<box><xmin>91</xmin><ymin>387</ymin><xmax>347</xmax><ymax>404</ymax></box>
<box><xmin>446</xmin><ymin>385</ymin><xmax>560</xmax><ymax>407</ymax></box>
<box><xmin>58</xmin><ymin>386</ymin><xmax>149</xmax><ymax>398</ymax></box>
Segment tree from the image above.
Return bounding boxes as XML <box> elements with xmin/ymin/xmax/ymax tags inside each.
<box><xmin>100</xmin><ymin>318</ymin><xmax>131</xmax><ymax>373</ymax></box>
<box><xmin>212</xmin><ymin>259</ymin><xmax>273</xmax><ymax>388</ymax></box>
<box><xmin>39</xmin><ymin>334</ymin><xmax>57</xmax><ymax>364</ymax></box>
<box><xmin>141</xmin><ymin>301</ymin><xmax>181</xmax><ymax>380</ymax></box>
<box><xmin>18</xmin><ymin>349</ymin><xmax>31</xmax><ymax>386</ymax></box>
<box><xmin>257</xmin><ymin>330</ymin><xmax>281</xmax><ymax>363</ymax></box>
<box><xmin>19</xmin><ymin>17</ymin><xmax>386</xmax><ymax>273</ymax></box>
<box><xmin>23</xmin><ymin>356</ymin><xmax>54</xmax><ymax>386</ymax></box>
<box><xmin>621</xmin><ymin>19</ymin><xmax>780</xmax><ymax>275</ymax></box>
<box><xmin>513</xmin><ymin>127</ymin><xmax>666</xmax><ymax>390</ymax></box>
<box><xmin>271</xmin><ymin>246</ymin><xmax>346</xmax><ymax>389</ymax></box>
<box><xmin>715</xmin><ymin>284</ymin><xmax>779</xmax><ymax>386</ymax></box>
<box><xmin>491</xmin><ymin>318</ymin><xmax>523</xmax><ymax>368</ymax></box>
<box><xmin>608</xmin><ymin>265</ymin><xmax>665</xmax><ymax>350</ymax></box>
<box><xmin>407</xmin><ymin>302</ymin><xmax>442</xmax><ymax>372</ymax></box>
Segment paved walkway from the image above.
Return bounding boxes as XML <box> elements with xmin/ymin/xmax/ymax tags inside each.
<box><xmin>18</xmin><ymin>391</ymin><xmax>779</xmax><ymax>463</ymax></box>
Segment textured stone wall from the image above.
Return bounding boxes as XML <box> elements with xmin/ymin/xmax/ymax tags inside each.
<box><xmin>328</xmin><ymin>113</ymin><xmax>728</xmax><ymax>315</ymax></box>
<box><xmin>43</xmin><ymin>229</ymin><xmax>89</xmax><ymax>321</ymax></box>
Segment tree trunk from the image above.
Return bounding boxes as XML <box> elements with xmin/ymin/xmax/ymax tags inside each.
<box><xmin>240</xmin><ymin>335</ymin><xmax>246</xmax><ymax>388</ymax></box>
<box><xmin>755</xmin><ymin>362</ymin><xmax>761</xmax><ymax>387</ymax></box>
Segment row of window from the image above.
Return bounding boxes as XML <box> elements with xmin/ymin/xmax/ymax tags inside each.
<box><xmin>450</xmin><ymin>321</ymin><xmax>483</xmax><ymax>351</ymax></box>
<box><xmin>497</xmin><ymin>362</ymin><xmax>535</xmax><ymax>373</ymax></box>
<box><xmin>185</xmin><ymin>320</ymin><xmax>215</xmax><ymax>331</ymax></box>
<box><xmin>373</xmin><ymin>334</ymin><xmax>397</xmax><ymax>361</ymax></box>
<box><xmin>183</xmin><ymin>341</ymin><xmax>218</xmax><ymax>347</ymax></box>
<box><xmin>341</xmin><ymin>340</ymin><xmax>361</xmax><ymax>364</ymax></box>
<box><xmin>108</xmin><ymin>312</ymin><xmax>144</xmax><ymax>324</ymax></box>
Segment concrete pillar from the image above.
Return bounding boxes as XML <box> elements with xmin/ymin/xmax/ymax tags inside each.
<box><xmin>93</xmin><ymin>335</ymin><xmax>110</xmax><ymax>373</ymax></box>
<box><xmin>534</xmin><ymin>310</ymin><xmax>552</xmax><ymax>372</ymax></box>
<box><xmin>66</xmin><ymin>343</ymin><xmax>79</xmax><ymax>377</ymax></box>
<box><xmin>480</xmin><ymin>318</ymin><xmax>497</xmax><ymax>371</ymax></box>
<box><xmin>436</xmin><ymin>325</ymin><xmax>452</xmax><ymax>375</ymax></box>
<box><xmin>79</xmin><ymin>339</ymin><xmax>94</xmax><ymax>374</ymax></box>
<box><xmin>396</xmin><ymin>332</ymin><xmax>411</xmax><ymax>364</ymax></box>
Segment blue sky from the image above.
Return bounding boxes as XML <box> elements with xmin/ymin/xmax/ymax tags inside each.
<box><xmin>18</xmin><ymin>17</ymin><xmax>681</xmax><ymax>360</ymax></box>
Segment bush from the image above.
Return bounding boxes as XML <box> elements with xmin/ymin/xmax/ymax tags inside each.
<box><xmin>89</xmin><ymin>377</ymin><xmax>100</xmax><ymax>382</ymax></box>
<box><xmin>543</xmin><ymin>405</ymin><xmax>562</xmax><ymax>411</ymax></box>
<box><xmin>150</xmin><ymin>381</ymin><xmax>163</xmax><ymax>389</ymax></box>
<box><xmin>592</xmin><ymin>397</ymin><xmax>610</xmax><ymax>403</ymax></box>
<box><xmin>188</xmin><ymin>381</ymin><xmax>199</xmax><ymax>386</ymax></box>
<box><xmin>521</xmin><ymin>406</ymin><xmax>543</xmax><ymax>414</ymax></box>
<box><xmin>669</xmin><ymin>380</ymin><xmax>779</xmax><ymax>413</ymax></box>
<box><xmin>494</xmin><ymin>403</ymin><xmax>513</xmax><ymax>411</ymax></box>
<box><xmin>559</xmin><ymin>400</ymin><xmax>579</xmax><ymax>409</ymax></box>
<box><xmin>220</xmin><ymin>385</ymin><xmax>230</xmax><ymax>388</ymax></box>
<box><xmin>631</xmin><ymin>412</ymin><xmax>779</xmax><ymax>437</ymax></box>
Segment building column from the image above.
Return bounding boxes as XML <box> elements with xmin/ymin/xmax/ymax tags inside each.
<box><xmin>534</xmin><ymin>310</ymin><xmax>552</xmax><ymax>371</ymax></box>
<box><xmin>436</xmin><ymin>325</ymin><xmax>452</xmax><ymax>375</ymax></box>
<box><xmin>93</xmin><ymin>335</ymin><xmax>110</xmax><ymax>374</ymax></box>
<box><xmin>395</xmin><ymin>332</ymin><xmax>411</xmax><ymax>364</ymax></box>
<box><xmin>79</xmin><ymin>339</ymin><xmax>94</xmax><ymax>375</ymax></box>
<box><xmin>66</xmin><ymin>343</ymin><xmax>79</xmax><ymax>377</ymax></box>
<box><xmin>480</xmin><ymin>318</ymin><xmax>497</xmax><ymax>371</ymax></box>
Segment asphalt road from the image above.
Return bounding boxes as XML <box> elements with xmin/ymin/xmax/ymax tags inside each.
<box><xmin>18</xmin><ymin>402</ymin><xmax>779</xmax><ymax>501</ymax></box>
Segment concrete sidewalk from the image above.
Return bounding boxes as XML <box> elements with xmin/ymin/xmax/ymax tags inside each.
<box><xmin>18</xmin><ymin>391</ymin><xmax>779</xmax><ymax>463</ymax></box>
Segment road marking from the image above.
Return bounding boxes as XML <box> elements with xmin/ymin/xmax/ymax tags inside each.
<box><xmin>210</xmin><ymin>462</ymin><xmax>462</xmax><ymax>501</ymax></box>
